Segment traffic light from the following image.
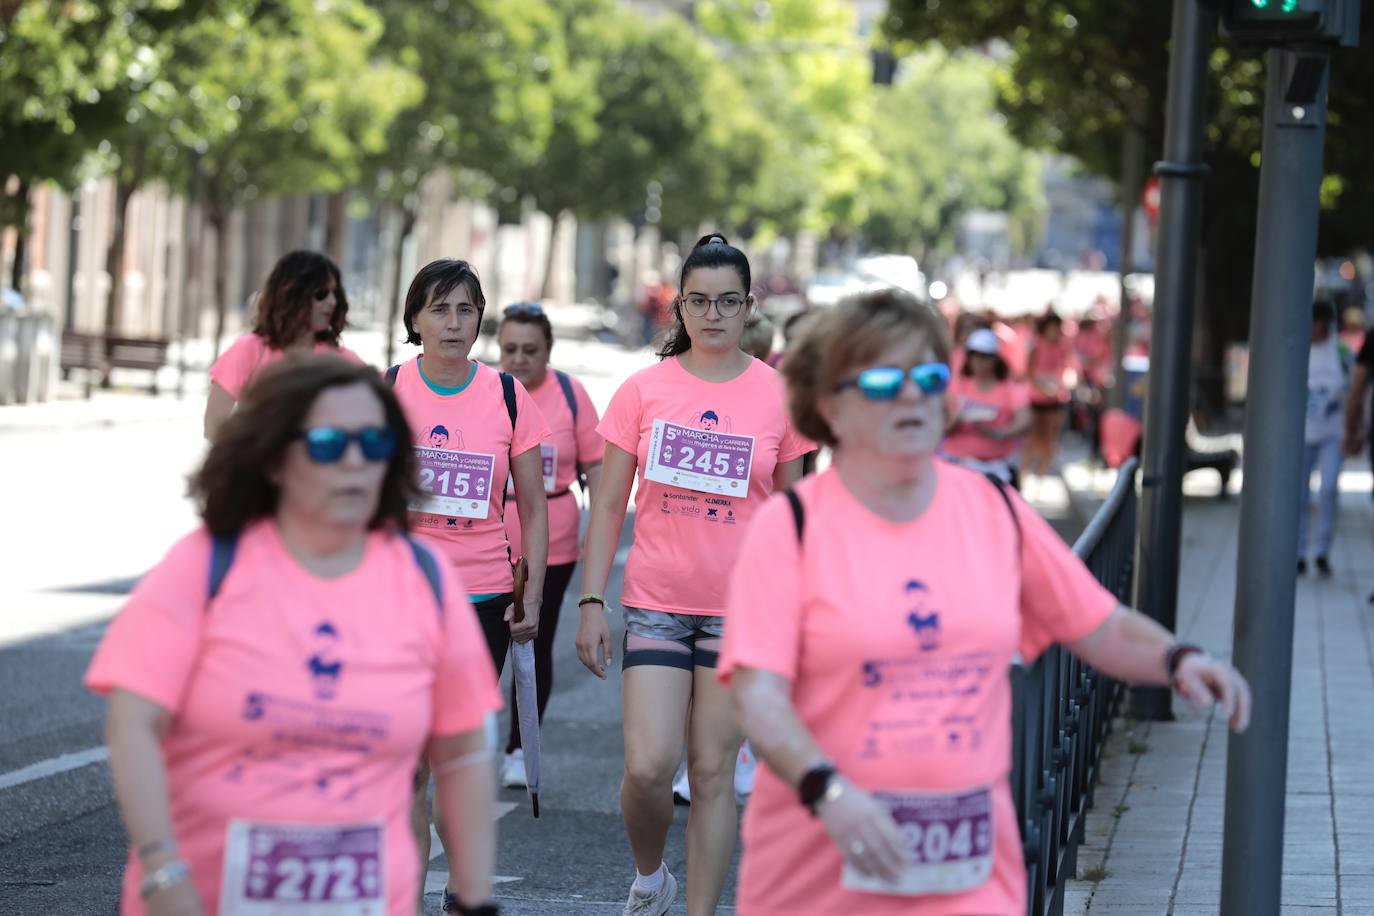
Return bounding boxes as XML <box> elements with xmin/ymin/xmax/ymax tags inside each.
<box><xmin>1221</xmin><ymin>0</ymin><xmax>1360</xmax><ymax>46</ymax></box>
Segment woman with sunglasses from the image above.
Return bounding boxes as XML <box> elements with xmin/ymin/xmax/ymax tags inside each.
<box><xmin>719</xmin><ymin>290</ymin><xmax>1251</xmax><ymax>915</ymax></box>
<box><xmin>388</xmin><ymin>259</ymin><xmax>549</xmax><ymax>907</ymax></box>
<box><xmin>495</xmin><ymin>302</ymin><xmax>605</xmax><ymax>789</ymax></box>
<box><xmin>87</xmin><ymin>355</ymin><xmax>504</xmax><ymax>916</ymax></box>
<box><xmin>576</xmin><ymin>234</ymin><xmax>813</xmax><ymax>916</ymax></box>
<box><xmin>205</xmin><ymin>250</ymin><xmax>364</xmax><ymax>441</ymax></box>
<box><xmin>942</xmin><ymin>328</ymin><xmax>1031</xmax><ymax>485</ymax></box>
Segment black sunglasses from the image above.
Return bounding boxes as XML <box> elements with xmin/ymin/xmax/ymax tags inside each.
<box><xmin>296</xmin><ymin>426</ymin><xmax>397</xmax><ymax>463</ymax></box>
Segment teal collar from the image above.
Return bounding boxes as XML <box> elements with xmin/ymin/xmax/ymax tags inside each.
<box><xmin>418</xmin><ymin>358</ymin><xmax>477</xmax><ymax>396</ymax></box>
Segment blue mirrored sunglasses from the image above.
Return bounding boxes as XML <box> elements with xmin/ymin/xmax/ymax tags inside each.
<box><xmin>835</xmin><ymin>363</ymin><xmax>951</xmax><ymax>400</ymax></box>
<box><xmin>297</xmin><ymin>426</ymin><xmax>397</xmax><ymax>463</ymax></box>
<box><xmin>503</xmin><ymin>302</ymin><xmax>545</xmax><ymax>317</ymax></box>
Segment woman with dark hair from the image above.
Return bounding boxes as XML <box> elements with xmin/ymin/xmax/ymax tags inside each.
<box><xmin>1023</xmin><ymin>310</ymin><xmax>1077</xmax><ymax>478</ymax></box>
<box><xmin>495</xmin><ymin>302</ymin><xmax>605</xmax><ymax>789</ymax></box>
<box><xmin>87</xmin><ymin>354</ymin><xmax>504</xmax><ymax>916</ymax></box>
<box><xmin>575</xmin><ymin>234</ymin><xmax>814</xmax><ymax>916</ymax></box>
<box><xmin>388</xmin><ymin>259</ymin><xmax>550</xmax><ymax>905</ymax></box>
<box><xmin>943</xmin><ymin>328</ymin><xmax>1031</xmax><ymax>483</ymax></box>
<box><xmin>204</xmin><ymin>250</ymin><xmax>363</xmax><ymax>440</ymax></box>
<box><xmin>720</xmin><ymin>290</ymin><xmax>1249</xmax><ymax>915</ymax></box>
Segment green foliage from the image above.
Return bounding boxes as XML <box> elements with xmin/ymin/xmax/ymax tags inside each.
<box><xmin>860</xmin><ymin>47</ymin><xmax>1043</xmax><ymax>255</ymax></box>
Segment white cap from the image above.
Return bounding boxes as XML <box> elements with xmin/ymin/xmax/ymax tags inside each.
<box><xmin>966</xmin><ymin>328</ymin><xmax>1000</xmax><ymax>356</ymax></box>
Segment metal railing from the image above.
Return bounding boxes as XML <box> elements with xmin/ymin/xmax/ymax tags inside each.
<box><xmin>1012</xmin><ymin>458</ymin><xmax>1139</xmax><ymax>916</ymax></box>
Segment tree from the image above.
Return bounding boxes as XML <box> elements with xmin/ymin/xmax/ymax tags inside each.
<box><xmin>164</xmin><ymin>0</ymin><xmax>421</xmax><ymax>356</ymax></box>
<box><xmin>883</xmin><ymin>2</ymin><xmax>1374</xmax><ymax>411</ymax></box>
<box><xmin>858</xmin><ymin>47</ymin><xmax>1043</xmax><ymax>258</ymax></box>
<box><xmin>361</xmin><ymin>0</ymin><xmax>568</xmax><ymax>361</ymax></box>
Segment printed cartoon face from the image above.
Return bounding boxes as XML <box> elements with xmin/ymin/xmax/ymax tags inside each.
<box><xmin>698</xmin><ymin>410</ymin><xmax>719</xmax><ymax>431</ymax></box>
<box><xmin>306</xmin><ymin>621</ymin><xmax>344</xmax><ymax>700</ymax></box>
<box><xmin>426</xmin><ymin>426</ymin><xmax>450</xmax><ymax>448</ymax></box>
<box><xmin>904</xmin><ymin>580</ymin><xmax>941</xmax><ymax>652</ymax></box>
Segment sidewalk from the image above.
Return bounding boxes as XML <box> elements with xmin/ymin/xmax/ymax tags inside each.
<box><xmin>1064</xmin><ymin>469</ymin><xmax>1374</xmax><ymax>915</ymax></box>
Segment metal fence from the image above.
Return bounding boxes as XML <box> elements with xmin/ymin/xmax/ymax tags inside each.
<box><xmin>1012</xmin><ymin>458</ymin><xmax>1140</xmax><ymax>916</ymax></box>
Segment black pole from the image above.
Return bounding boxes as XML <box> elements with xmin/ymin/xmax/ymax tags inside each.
<box><xmin>1130</xmin><ymin>0</ymin><xmax>1214</xmax><ymax>720</ymax></box>
<box><xmin>1220</xmin><ymin>49</ymin><xmax>1330</xmax><ymax>916</ymax></box>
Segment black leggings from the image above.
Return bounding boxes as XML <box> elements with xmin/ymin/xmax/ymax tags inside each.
<box><xmin>473</xmin><ymin>593</ymin><xmax>515</xmax><ymax>678</ymax></box>
<box><xmin>506</xmin><ymin>561</ymin><xmax>577</xmax><ymax>754</ymax></box>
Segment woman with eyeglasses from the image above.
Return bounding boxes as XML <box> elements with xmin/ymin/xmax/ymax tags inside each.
<box><xmin>575</xmin><ymin>234</ymin><xmax>813</xmax><ymax>916</ymax></box>
<box><xmin>718</xmin><ymin>290</ymin><xmax>1251</xmax><ymax>915</ymax></box>
<box><xmin>386</xmin><ymin>259</ymin><xmax>550</xmax><ymax>910</ymax></box>
<box><xmin>87</xmin><ymin>355</ymin><xmax>504</xmax><ymax>916</ymax></box>
<box><xmin>204</xmin><ymin>250</ymin><xmax>364</xmax><ymax>441</ymax></box>
<box><xmin>495</xmin><ymin>302</ymin><xmax>605</xmax><ymax>789</ymax></box>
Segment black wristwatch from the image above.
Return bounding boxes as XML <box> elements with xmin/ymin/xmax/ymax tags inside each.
<box><xmin>798</xmin><ymin>764</ymin><xmax>838</xmax><ymax>815</ymax></box>
<box><xmin>1165</xmin><ymin>642</ymin><xmax>1205</xmax><ymax>681</ymax></box>
<box><xmin>442</xmin><ymin>889</ymin><xmax>499</xmax><ymax>915</ymax></box>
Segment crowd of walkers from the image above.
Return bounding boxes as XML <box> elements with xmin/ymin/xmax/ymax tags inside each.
<box><xmin>87</xmin><ymin>240</ymin><xmax>1251</xmax><ymax>916</ymax></box>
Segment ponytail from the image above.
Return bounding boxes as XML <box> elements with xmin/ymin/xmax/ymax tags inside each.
<box><xmin>656</xmin><ymin>233</ymin><xmax>752</xmax><ymax>360</ymax></box>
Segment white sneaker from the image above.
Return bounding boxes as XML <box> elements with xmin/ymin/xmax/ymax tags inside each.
<box><xmin>622</xmin><ymin>867</ymin><xmax>677</xmax><ymax>916</ymax></box>
<box><xmin>734</xmin><ymin>741</ymin><xmax>757</xmax><ymax>798</ymax></box>
<box><xmin>671</xmin><ymin>767</ymin><xmax>691</xmax><ymax>806</ymax></box>
<box><xmin>501</xmin><ymin>750</ymin><xmax>527</xmax><ymax>789</ymax></box>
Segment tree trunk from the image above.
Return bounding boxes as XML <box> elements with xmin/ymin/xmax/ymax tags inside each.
<box><xmin>1110</xmin><ymin>116</ymin><xmax>1145</xmax><ymax>411</ymax></box>
<box><xmin>539</xmin><ymin>211</ymin><xmax>565</xmax><ymax>302</ymax></box>
<box><xmin>210</xmin><ymin>205</ymin><xmax>230</xmax><ymax>362</ymax></box>
<box><xmin>101</xmin><ymin>172</ymin><xmax>140</xmax><ymax>386</ymax></box>
<box><xmin>324</xmin><ymin>191</ymin><xmax>347</xmax><ymax>264</ymax></box>
<box><xmin>384</xmin><ymin>204</ymin><xmax>417</xmax><ymax>368</ymax></box>
<box><xmin>9</xmin><ymin>179</ymin><xmax>30</xmax><ymax>294</ymax></box>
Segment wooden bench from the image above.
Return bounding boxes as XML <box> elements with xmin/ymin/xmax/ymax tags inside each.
<box><xmin>61</xmin><ymin>330</ymin><xmax>170</xmax><ymax>395</ymax></box>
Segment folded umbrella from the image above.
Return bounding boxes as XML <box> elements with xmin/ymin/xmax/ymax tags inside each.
<box><xmin>509</xmin><ymin>557</ymin><xmax>540</xmax><ymax>817</ymax></box>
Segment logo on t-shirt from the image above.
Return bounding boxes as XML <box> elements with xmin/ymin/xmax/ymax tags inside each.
<box><xmin>904</xmin><ymin>581</ymin><xmax>941</xmax><ymax>652</ymax></box>
<box><xmin>694</xmin><ymin>409</ymin><xmax>732</xmax><ymax>433</ymax></box>
<box><xmin>306</xmin><ymin>621</ymin><xmax>344</xmax><ymax>700</ymax></box>
<box><xmin>424</xmin><ymin>424</ymin><xmax>465</xmax><ymax>450</ymax></box>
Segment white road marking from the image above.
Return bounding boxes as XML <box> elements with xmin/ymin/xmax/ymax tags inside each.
<box><xmin>425</xmin><ymin>803</ymin><xmax>523</xmax><ymax>892</ymax></box>
<box><xmin>0</xmin><ymin>746</ymin><xmax>109</xmax><ymax>791</ymax></box>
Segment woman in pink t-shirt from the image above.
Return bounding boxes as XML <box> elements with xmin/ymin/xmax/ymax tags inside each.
<box><xmin>942</xmin><ymin>327</ymin><xmax>1031</xmax><ymax>483</ymax></box>
<box><xmin>575</xmin><ymin>234</ymin><xmax>813</xmax><ymax>916</ymax></box>
<box><xmin>387</xmin><ymin>260</ymin><xmax>550</xmax><ymax>900</ymax></box>
<box><xmin>719</xmin><ymin>290</ymin><xmax>1251</xmax><ymax>916</ymax></box>
<box><xmin>205</xmin><ymin>250</ymin><xmax>365</xmax><ymax>440</ymax></box>
<box><xmin>1023</xmin><ymin>311</ymin><xmax>1077</xmax><ymax>477</ymax></box>
<box><xmin>496</xmin><ymin>302</ymin><xmax>605</xmax><ymax>790</ymax></box>
<box><xmin>87</xmin><ymin>355</ymin><xmax>503</xmax><ymax>916</ymax></box>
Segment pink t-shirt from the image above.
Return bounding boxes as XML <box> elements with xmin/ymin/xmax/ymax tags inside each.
<box><xmin>209</xmin><ymin>333</ymin><xmax>365</xmax><ymax>399</ymax></box>
<box><xmin>504</xmin><ymin>370</ymin><xmax>604</xmax><ymax>566</ymax></box>
<box><xmin>943</xmin><ymin>376</ymin><xmax>1031</xmax><ymax>462</ymax></box>
<box><xmin>391</xmin><ymin>358</ymin><xmax>550</xmax><ymax>594</ymax></box>
<box><xmin>1028</xmin><ymin>338</ymin><xmax>1076</xmax><ymax>405</ymax></box>
<box><xmin>598</xmin><ymin>356</ymin><xmax>813</xmax><ymax>616</ymax></box>
<box><xmin>85</xmin><ymin>521</ymin><xmax>502</xmax><ymax>916</ymax></box>
<box><xmin>719</xmin><ymin>463</ymin><xmax>1117</xmax><ymax>915</ymax></box>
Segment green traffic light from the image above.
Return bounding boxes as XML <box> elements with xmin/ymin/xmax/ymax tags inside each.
<box><xmin>1251</xmin><ymin>0</ymin><xmax>1268</xmax><ymax>7</ymax></box>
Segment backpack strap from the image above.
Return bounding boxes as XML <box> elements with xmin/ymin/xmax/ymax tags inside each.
<box><xmin>784</xmin><ymin>488</ymin><xmax>805</xmax><ymax>544</ymax></box>
<box><xmin>983</xmin><ymin>472</ymin><xmax>1023</xmax><ymax>553</ymax></box>
<box><xmin>499</xmin><ymin>371</ymin><xmax>518</xmax><ymax>429</ymax></box>
<box><xmin>403</xmin><ymin>535</ymin><xmax>444</xmax><ymax>614</ymax></box>
<box><xmin>385</xmin><ymin>364</ymin><xmax>400</xmax><ymax>386</ymax></box>
<box><xmin>208</xmin><ymin>533</ymin><xmax>239</xmax><ymax>603</ymax></box>
<box><xmin>554</xmin><ymin>370</ymin><xmax>578</xmax><ymax>421</ymax></box>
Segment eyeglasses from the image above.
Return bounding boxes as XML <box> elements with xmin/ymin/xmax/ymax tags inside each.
<box><xmin>680</xmin><ymin>294</ymin><xmax>746</xmax><ymax>318</ymax></box>
<box><xmin>834</xmin><ymin>363</ymin><xmax>951</xmax><ymax>400</ymax></box>
<box><xmin>503</xmin><ymin>302</ymin><xmax>545</xmax><ymax>317</ymax></box>
<box><xmin>296</xmin><ymin>426</ymin><xmax>397</xmax><ymax>463</ymax></box>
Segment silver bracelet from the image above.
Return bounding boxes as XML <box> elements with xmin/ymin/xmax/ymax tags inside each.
<box><xmin>139</xmin><ymin>859</ymin><xmax>190</xmax><ymax>899</ymax></box>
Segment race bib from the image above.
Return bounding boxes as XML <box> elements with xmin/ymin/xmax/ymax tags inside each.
<box><xmin>220</xmin><ymin>820</ymin><xmax>385</xmax><ymax>915</ymax></box>
<box><xmin>644</xmin><ymin>419</ymin><xmax>754</xmax><ymax>497</ymax></box>
<box><xmin>841</xmin><ymin>787</ymin><xmax>993</xmax><ymax>897</ymax></box>
<box><xmin>410</xmin><ymin>448</ymin><xmax>495</xmax><ymax>520</ymax></box>
<box><xmin>540</xmin><ymin>443</ymin><xmax>558</xmax><ymax>493</ymax></box>
<box><xmin>960</xmin><ymin>400</ymin><xmax>1000</xmax><ymax>424</ymax></box>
